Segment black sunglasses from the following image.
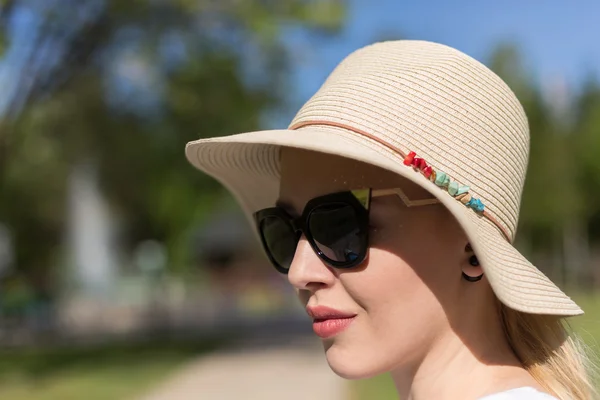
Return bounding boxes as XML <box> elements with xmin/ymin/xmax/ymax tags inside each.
<box><xmin>253</xmin><ymin>187</ymin><xmax>440</xmax><ymax>274</ymax></box>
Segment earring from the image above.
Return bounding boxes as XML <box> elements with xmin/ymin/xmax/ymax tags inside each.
<box><xmin>463</xmin><ymin>244</ymin><xmax>483</xmax><ymax>282</ymax></box>
<box><xmin>462</xmin><ymin>271</ymin><xmax>483</xmax><ymax>282</ymax></box>
<box><xmin>469</xmin><ymin>255</ymin><xmax>479</xmax><ymax>266</ymax></box>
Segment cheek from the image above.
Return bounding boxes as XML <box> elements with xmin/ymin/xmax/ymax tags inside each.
<box><xmin>370</xmin><ymin>208</ymin><xmax>459</xmax><ymax>296</ymax></box>
<box><xmin>351</xmin><ymin>247</ymin><xmax>442</xmax><ymax>329</ymax></box>
<box><xmin>362</xmin><ymin>213</ymin><xmax>455</xmax><ymax>334</ymax></box>
<box><xmin>322</xmin><ymin>210</ymin><xmax>461</xmax><ymax>378</ymax></box>
<box><xmin>331</xmin><ymin>248</ymin><xmax>445</xmax><ymax>376</ymax></box>
<box><xmin>324</xmin><ymin>222</ymin><xmax>453</xmax><ymax>379</ymax></box>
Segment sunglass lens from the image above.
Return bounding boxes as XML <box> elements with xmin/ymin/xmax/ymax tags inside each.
<box><xmin>259</xmin><ymin>215</ymin><xmax>298</xmax><ymax>272</ymax></box>
<box><xmin>308</xmin><ymin>203</ymin><xmax>365</xmax><ymax>265</ymax></box>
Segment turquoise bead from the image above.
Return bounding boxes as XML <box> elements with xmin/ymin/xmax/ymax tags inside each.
<box><xmin>467</xmin><ymin>198</ymin><xmax>485</xmax><ymax>212</ymax></box>
<box><xmin>456</xmin><ymin>185</ymin><xmax>470</xmax><ymax>195</ymax></box>
<box><xmin>448</xmin><ymin>181</ymin><xmax>459</xmax><ymax>196</ymax></box>
<box><xmin>435</xmin><ymin>171</ymin><xmax>449</xmax><ymax>187</ymax></box>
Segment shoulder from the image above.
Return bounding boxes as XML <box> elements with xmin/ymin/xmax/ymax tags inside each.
<box><xmin>479</xmin><ymin>387</ymin><xmax>558</xmax><ymax>400</ymax></box>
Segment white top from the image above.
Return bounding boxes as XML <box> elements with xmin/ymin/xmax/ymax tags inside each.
<box><xmin>479</xmin><ymin>387</ymin><xmax>558</xmax><ymax>399</ymax></box>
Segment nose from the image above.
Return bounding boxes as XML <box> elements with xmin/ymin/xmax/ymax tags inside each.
<box><xmin>287</xmin><ymin>235</ymin><xmax>336</xmax><ymax>291</ymax></box>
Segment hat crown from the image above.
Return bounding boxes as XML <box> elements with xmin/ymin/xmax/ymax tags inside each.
<box><xmin>289</xmin><ymin>40</ymin><xmax>530</xmax><ymax>240</ymax></box>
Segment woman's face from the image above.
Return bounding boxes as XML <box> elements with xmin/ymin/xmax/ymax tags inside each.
<box><xmin>278</xmin><ymin>148</ymin><xmax>473</xmax><ymax>379</ymax></box>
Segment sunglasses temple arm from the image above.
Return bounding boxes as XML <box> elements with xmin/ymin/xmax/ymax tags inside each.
<box><xmin>371</xmin><ymin>188</ymin><xmax>441</xmax><ymax>207</ymax></box>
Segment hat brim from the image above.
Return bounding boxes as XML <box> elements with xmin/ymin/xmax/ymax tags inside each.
<box><xmin>186</xmin><ymin>126</ymin><xmax>583</xmax><ymax>316</ymax></box>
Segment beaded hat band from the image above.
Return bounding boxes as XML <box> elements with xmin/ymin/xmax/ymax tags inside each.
<box><xmin>289</xmin><ymin>120</ymin><xmax>512</xmax><ymax>243</ymax></box>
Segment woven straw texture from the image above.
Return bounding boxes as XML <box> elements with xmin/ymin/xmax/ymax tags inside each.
<box><xmin>186</xmin><ymin>40</ymin><xmax>582</xmax><ymax>316</ymax></box>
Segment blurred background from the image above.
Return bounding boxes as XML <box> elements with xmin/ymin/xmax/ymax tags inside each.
<box><xmin>0</xmin><ymin>1</ymin><xmax>599</xmax><ymax>399</ymax></box>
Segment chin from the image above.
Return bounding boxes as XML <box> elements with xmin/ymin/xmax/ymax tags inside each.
<box><xmin>323</xmin><ymin>341</ymin><xmax>386</xmax><ymax>380</ymax></box>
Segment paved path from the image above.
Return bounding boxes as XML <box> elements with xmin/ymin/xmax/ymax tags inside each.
<box><xmin>137</xmin><ymin>341</ymin><xmax>347</xmax><ymax>400</ymax></box>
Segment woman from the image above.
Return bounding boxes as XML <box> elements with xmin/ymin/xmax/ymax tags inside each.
<box><xmin>185</xmin><ymin>41</ymin><xmax>595</xmax><ymax>399</ymax></box>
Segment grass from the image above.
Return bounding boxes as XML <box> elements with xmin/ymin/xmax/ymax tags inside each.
<box><xmin>351</xmin><ymin>373</ymin><xmax>397</xmax><ymax>400</ymax></box>
<box><xmin>351</xmin><ymin>292</ymin><xmax>600</xmax><ymax>400</ymax></box>
<box><xmin>0</xmin><ymin>336</ymin><xmax>225</xmax><ymax>400</ymax></box>
<box><xmin>0</xmin><ymin>356</ymin><xmax>185</xmax><ymax>400</ymax></box>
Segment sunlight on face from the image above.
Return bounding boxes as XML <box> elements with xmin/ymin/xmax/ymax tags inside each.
<box><xmin>278</xmin><ymin>148</ymin><xmax>469</xmax><ymax>379</ymax></box>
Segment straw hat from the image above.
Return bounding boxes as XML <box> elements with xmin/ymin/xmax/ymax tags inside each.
<box><xmin>185</xmin><ymin>40</ymin><xmax>582</xmax><ymax>316</ymax></box>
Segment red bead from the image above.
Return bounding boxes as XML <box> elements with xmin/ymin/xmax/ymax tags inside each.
<box><xmin>423</xmin><ymin>166</ymin><xmax>433</xmax><ymax>178</ymax></box>
<box><xmin>403</xmin><ymin>151</ymin><xmax>416</xmax><ymax>166</ymax></box>
<box><xmin>413</xmin><ymin>157</ymin><xmax>427</xmax><ymax>170</ymax></box>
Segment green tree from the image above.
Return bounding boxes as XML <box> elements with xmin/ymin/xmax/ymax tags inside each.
<box><xmin>0</xmin><ymin>0</ymin><xmax>346</xmax><ymax>298</ymax></box>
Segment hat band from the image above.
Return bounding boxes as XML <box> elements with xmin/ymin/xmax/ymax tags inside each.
<box><xmin>289</xmin><ymin>120</ymin><xmax>512</xmax><ymax>243</ymax></box>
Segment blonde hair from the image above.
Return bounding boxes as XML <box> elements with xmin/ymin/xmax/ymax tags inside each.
<box><xmin>499</xmin><ymin>303</ymin><xmax>597</xmax><ymax>399</ymax></box>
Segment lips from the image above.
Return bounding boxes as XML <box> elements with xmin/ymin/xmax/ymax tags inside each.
<box><xmin>306</xmin><ymin>305</ymin><xmax>357</xmax><ymax>339</ymax></box>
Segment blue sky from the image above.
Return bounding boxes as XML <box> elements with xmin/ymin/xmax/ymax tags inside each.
<box><xmin>286</xmin><ymin>0</ymin><xmax>600</xmax><ymax>113</ymax></box>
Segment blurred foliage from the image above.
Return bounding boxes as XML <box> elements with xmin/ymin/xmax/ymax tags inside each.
<box><xmin>577</xmin><ymin>78</ymin><xmax>600</xmax><ymax>230</ymax></box>
<box><xmin>0</xmin><ymin>0</ymin><xmax>345</xmax><ymax>297</ymax></box>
